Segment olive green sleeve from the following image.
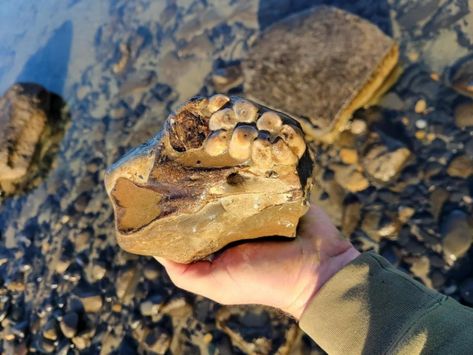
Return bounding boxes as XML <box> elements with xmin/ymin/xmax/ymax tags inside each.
<box><xmin>299</xmin><ymin>252</ymin><xmax>473</xmax><ymax>354</ymax></box>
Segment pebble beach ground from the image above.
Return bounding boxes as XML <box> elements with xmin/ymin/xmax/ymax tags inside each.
<box><xmin>0</xmin><ymin>0</ymin><xmax>473</xmax><ymax>353</ymax></box>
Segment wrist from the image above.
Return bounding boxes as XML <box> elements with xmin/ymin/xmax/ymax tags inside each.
<box><xmin>289</xmin><ymin>246</ymin><xmax>360</xmax><ymax>320</ymax></box>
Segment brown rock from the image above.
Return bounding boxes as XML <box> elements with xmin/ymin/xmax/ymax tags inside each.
<box><xmin>339</xmin><ymin>148</ymin><xmax>358</xmax><ymax>165</ymax></box>
<box><xmin>80</xmin><ymin>295</ymin><xmax>103</xmax><ymax>313</ymax></box>
<box><xmin>363</xmin><ymin>145</ymin><xmax>411</xmax><ymax>183</ymax></box>
<box><xmin>342</xmin><ymin>198</ymin><xmax>361</xmax><ymax>237</ymax></box>
<box><xmin>243</xmin><ymin>6</ymin><xmax>399</xmax><ymax>143</ymax></box>
<box><xmin>0</xmin><ymin>83</ymin><xmax>49</xmax><ymax>182</ymax></box>
<box><xmin>447</xmin><ymin>155</ymin><xmax>473</xmax><ymax>178</ymax></box>
<box><xmin>333</xmin><ymin>164</ymin><xmax>369</xmax><ymax>193</ymax></box>
<box><xmin>454</xmin><ymin>102</ymin><xmax>473</xmax><ymax>128</ymax></box>
<box><xmin>105</xmin><ymin>95</ymin><xmax>313</xmax><ymax>263</ymax></box>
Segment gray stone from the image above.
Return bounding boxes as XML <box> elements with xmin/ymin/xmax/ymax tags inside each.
<box><xmin>454</xmin><ymin>102</ymin><xmax>473</xmax><ymax>128</ymax></box>
<box><xmin>447</xmin><ymin>155</ymin><xmax>473</xmax><ymax>178</ymax></box>
<box><xmin>441</xmin><ymin>210</ymin><xmax>473</xmax><ymax>262</ymax></box>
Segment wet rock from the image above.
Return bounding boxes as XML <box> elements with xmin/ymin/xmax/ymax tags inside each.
<box><xmin>140</xmin><ymin>295</ymin><xmax>164</xmax><ymax>317</ymax></box>
<box><xmin>216</xmin><ymin>306</ymin><xmax>294</xmax><ymax>354</ymax></box>
<box><xmin>42</xmin><ymin>319</ymin><xmax>58</xmax><ymax>341</ymax></box>
<box><xmin>72</xmin><ymin>333</ymin><xmax>91</xmax><ymax>350</ymax></box>
<box><xmin>91</xmin><ymin>263</ymin><xmax>107</xmax><ymax>281</ymax></box>
<box><xmin>115</xmin><ymin>266</ymin><xmax>139</xmax><ymax>303</ymax></box>
<box><xmin>447</xmin><ymin>155</ymin><xmax>473</xmax><ymax>178</ymax></box>
<box><xmin>0</xmin><ymin>83</ymin><xmax>53</xmax><ymax>194</ymax></box>
<box><xmin>361</xmin><ymin>210</ymin><xmax>399</xmax><ymax>243</ymax></box>
<box><xmin>430</xmin><ymin>188</ymin><xmax>449</xmax><ymax>220</ymax></box>
<box><xmin>414</xmin><ymin>99</ymin><xmax>427</xmax><ymax>114</ymax></box>
<box><xmin>311</xmin><ymin>167</ymin><xmax>345</xmax><ymax>225</ymax></box>
<box><xmin>409</xmin><ymin>256</ymin><xmax>431</xmax><ymax>287</ymax></box>
<box><xmin>454</xmin><ymin>102</ymin><xmax>473</xmax><ymax>128</ymax></box>
<box><xmin>143</xmin><ymin>328</ymin><xmax>171</xmax><ymax>354</ymax></box>
<box><xmin>363</xmin><ymin>144</ymin><xmax>411</xmax><ymax>183</ymax></box>
<box><xmin>342</xmin><ymin>197</ymin><xmax>361</xmax><ymax>237</ymax></box>
<box><xmin>79</xmin><ymin>294</ymin><xmax>103</xmax><ymax>313</ymax></box>
<box><xmin>333</xmin><ymin>164</ymin><xmax>369</xmax><ymax>193</ymax></box>
<box><xmin>105</xmin><ymin>96</ymin><xmax>313</xmax><ymax>263</ymax></box>
<box><xmin>339</xmin><ymin>148</ymin><xmax>358</xmax><ymax>165</ymax></box>
<box><xmin>448</xmin><ymin>54</ymin><xmax>473</xmax><ymax>98</ymax></box>
<box><xmin>60</xmin><ymin>312</ymin><xmax>78</xmax><ymax>338</ymax></box>
<box><xmin>143</xmin><ymin>260</ymin><xmax>161</xmax><ymax>280</ymax></box>
<box><xmin>441</xmin><ymin>210</ymin><xmax>473</xmax><ymax>262</ymax></box>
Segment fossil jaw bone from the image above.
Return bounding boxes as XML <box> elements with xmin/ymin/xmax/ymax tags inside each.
<box><xmin>105</xmin><ymin>95</ymin><xmax>313</xmax><ymax>263</ymax></box>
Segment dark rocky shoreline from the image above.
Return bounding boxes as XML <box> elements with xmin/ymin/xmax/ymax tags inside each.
<box><xmin>0</xmin><ymin>0</ymin><xmax>472</xmax><ymax>354</ymax></box>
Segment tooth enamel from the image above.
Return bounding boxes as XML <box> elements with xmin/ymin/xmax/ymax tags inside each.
<box><xmin>279</xmin><ymin>124</ymin><xmax>306</xmax><ymax>158</ymax></box>
<box><xmin>228</xmin><ymin>125</ymin><xmax>258</xmax><ymax>162</ymax></box>
<box><xmin>233</xmin><ymin>99</ymin><xmax>258</xmax><ymax>123</ymax></box>
<box><xmin>256</xmin><ymin>111</ymin><xmax>283</xmax><ymax>134</ymax></box>
<box><xmin>207</xmin><ymin>94</ymin><xmax>230</xmax><ymax>113</ymax></box>
<box><xmin>209</xmin><ymin>109</ymin><xmax>237</xmax><ymax>130</ymax></box>
<box><xmin>204</xmin><ymin>130</ymin><xmax>229</xmax><ymax>156</ymax></box>
<box><xmin>251</xmin><ymin>137</ymin><xmax>273</xmax><ymax>168</ymax></box>
<box><xmin>272</xmin><ymin>137</ymin><xmax>298</xmax><ymax>165</ymax></box>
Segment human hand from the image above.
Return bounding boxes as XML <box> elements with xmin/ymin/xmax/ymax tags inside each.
<box><xmin>155</xmin><ymin>204</ymin><xmax>359</xmax><ymax>320</ymax></box>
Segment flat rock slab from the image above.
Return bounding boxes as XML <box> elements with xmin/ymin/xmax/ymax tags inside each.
<box><xmin>243</xmin><ymin>5</ymin><xmax>399</xmax><ymax>143</ymax></box>
<box><xmin>105</xmin><ymin>95</ymin><xmax>313</xmax><ymax>263</ymax></box>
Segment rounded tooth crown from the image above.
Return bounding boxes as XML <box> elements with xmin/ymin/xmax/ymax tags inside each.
<box><xmin>233</xmin><ymin>99</ymin><xmax>258</xmax><ymax>123</ymax></box>
<box><xmin>279</xmin><ymin>124</ymin><xmax>306</xmax><ymax>158</ymax></box>
<box><xmin>272</xmin><ymin>137</ymin><xmax>298</xmax><ymax>165</ymax></box>
<box><xmin>256</xmin><ymin>111</ymin><xmax>283</xmax><ymax>134</ymax></box>
<box><xmin>209</xmin><ymin>109</ymin><xmax>237</xmax><ymax>130</ymax></box>
<box><xmin>207</xmin><ymin>94</ymin><xmax>230</xmax><ymax>113</ymax></box>
<box><xmin>228</xmin><ymin>125</ymin><xmax>258</xmax><ymax>162</ymax></box>
<box><xmin>251</xmin><ymin>137</ymin><xmax>273</xmax><ymax>168</ymax></box>
<box><xmin>204</xmin><ymin>130</ymin><xmax>229</xmax><ymax>156</ymax></box>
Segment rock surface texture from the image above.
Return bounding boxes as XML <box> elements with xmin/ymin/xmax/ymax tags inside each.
<box><xmin>105</xmin><ymin>95</ymin><xmax>313</xmax><ymax>263</ymax></box>
<box><xmin>243</xmin><ymin>6</ymin><xmax>399</xmax><ymax>143</ymax></box>
<box><xmin>0</xmin><ymin>84</ymin><xmax>48</xmax><ymax>184</ymax></box>
<box><xmin>0</xmin><ymin>83</ymin><xmax>65</xmax><ymax>196</ymax></box>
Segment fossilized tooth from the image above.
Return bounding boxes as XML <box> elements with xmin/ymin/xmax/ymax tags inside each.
<box><xmin>279</xmin><ymin>124</ymin><xmax>306</xmax><ymax>158</ymax></box>
<box><xmin>272</xmin><ymin>137</ymin><xmax>298</xmax><ymax>166</ymax></box>
<box><xmin>207</xmin><ymin>94</ymin><xmax>230</xmax><ymax>113</ymax></box>
<box><xmin>105</xmin><ymin>95</ymin><xmax>314</xmax><ymax>263</ymax></box>
<box><xmin>243</xmin><ymin>5</ymin><xmax>400</xmax><ymax>143</ymax></box>
<box><xmin>209</xmin><ymin>108</ymin><xmax>237</xmax><ymax>130</ymax></box>
<box><xmin>233</xmin><ymin>99</ymin><xmax>258</xmax><ymax>123</ymax></box>
<box><xmin>204</xmin><ymin>129</ymin><xmax>229</xmax><ymax>156</ymax></box>
<box><xmin>251</xmin><ymin>135</ymin><xmax>273</xmax><ymax>169</ymax></box>
<box><xmin>228</xmin><ymin>124</ymin><xmax>258</xmax><ymax>161</ymax></box>
<box><xmin>256</xmin><ymin>111</ymin><xmax>283</xmax><ymax>134</ymax></box>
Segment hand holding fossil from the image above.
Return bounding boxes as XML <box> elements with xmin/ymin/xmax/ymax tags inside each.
<box><xmin>156</xmin><ymin>204</ymin><xmax>359</xmax><ymax>320</ymax></box>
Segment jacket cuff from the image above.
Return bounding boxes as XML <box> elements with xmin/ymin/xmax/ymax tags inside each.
<box><xmin>299</xmin><ymin>251</ymin><xmax>443</xmax><ymax>354</ymax></box>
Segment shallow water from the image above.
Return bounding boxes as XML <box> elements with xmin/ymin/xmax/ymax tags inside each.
<box><xmin>0</xmin><ymin>0</ymin><xmax>473</xmax><ymax>353</ymax></box>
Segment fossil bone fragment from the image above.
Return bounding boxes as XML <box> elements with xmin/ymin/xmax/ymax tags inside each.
<box><xmin>105</xmin><ymin>95</ymin><xmax>313</xmax><ymax>263</ymax></box>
